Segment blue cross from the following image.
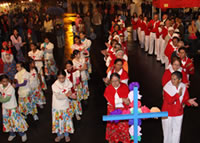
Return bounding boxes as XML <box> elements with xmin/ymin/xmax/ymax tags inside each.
<box><xmin>103</xmin><ymin>87</ymin><xmax>168</xmax><ymax>143</ymax></box>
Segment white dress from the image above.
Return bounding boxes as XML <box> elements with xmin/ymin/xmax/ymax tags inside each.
<box><xmin>52</xmin><ymin>79</ymin><xmax>74</xmax><ymax>134</ymax></box>
<box><xmin>28</xmin><ymin>49</ymin><xmax>47</xmax><ymax>90</ymax></box>
<box><xmin>0</xmin><ymin>83</ymin><xmax>28</xmax><ymax>132</ymax></box>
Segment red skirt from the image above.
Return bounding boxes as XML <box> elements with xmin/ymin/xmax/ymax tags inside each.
<box><xmin>106</xmin><ymin>105</ymin><xmax>130</xmax><ymax>143</ymax></box>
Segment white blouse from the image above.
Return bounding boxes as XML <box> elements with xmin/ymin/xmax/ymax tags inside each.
<box><xmin>52</xmin><ymin>79</ymin><xmax>72</xmax><ymax>110</ymax></box>
<box><xmin>0</xmin><ymin>83</ymin><xmax>17</xmax><ymax>109</ymax></box>
<box><xmin>40</xmin><ymin>42</ymin><xmax>54</xmax><ymax>60</ymax></box>
<box><xmin>28</xmin><ymin>49</ymin><xmax>44</xmax><ymax>71</ymax></box>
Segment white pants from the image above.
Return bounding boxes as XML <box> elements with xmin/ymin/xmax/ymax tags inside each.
<box><xmin>165</xmin><ymin>58</ymin><xmax>169</xmax><ymax>69</ymax></box>
<box><xmin>145</xmin><ymin>35</ymin><xmax>150</xmax><ymax>52</ymax></box>
<box><xmin>155</xmin><ymin>37</ymin><xmax>161</xmax><ymax>60</ymax></box>
<box><xmin>140</xmin><ymin>31</ymin><xmax>145</xmax><ymax>49</ymax></box>
<box><xmin>138</xmin><ymin>28</ymin><xmax>141</xmax><ymax>44</ymax></box>
<box><xmin>149</xmin><ymin>32</ymin><xmax>156</xmax><ymax>55</ymax></box>
<box><xmin>133</xmin><ymin>29</ymin><xmax>137</xmax><ymax>41</ymax></box>
<box><xmin>162</xmin><ymin>115</ymin><xmax>183</xmax><ymax>143</ymax></box>
<box><xmin>160</xmin><ymin>39</ymin><xmax>166</xmax><ymax>64</ymax></box>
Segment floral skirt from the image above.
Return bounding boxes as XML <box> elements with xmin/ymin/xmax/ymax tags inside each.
<box><xmin>2</xmin><ymin>108</ymin><xmax>28</xmax><ymax>133</ymax></box>
<box><xmin>38</xmin><ymin>68</ymin><xmax>47</xmax><ymax>90</ymax></box>
<box><xmin>31</xmin><ymin>87</ymin><xmax>46</xmax><ymax>106</ymax></box>
<box><xmin>106</xmin><ymin>105</ymin><xmax>130</xmax><ymax>143</ymax></box>
<box><xmin>52</xmin><ymin>108</ymin><xmax>74</xmax><ymax>134</ymax></box>
<box><xmin>81</xmin><ymin>80</ymin><xmax>89</xmax><ymax>100</ymax></box>
<box><xmin>18</xmin><ymin>96</ymin><xmax>38</xmax><ymax>116</ymax></box>
<box><xmin>85</xmin><ymin>57</ymin><xmax>92</xmax><ymax>75</ymax></box>
<box><xmin>44</xmin><ymin>59</ymin><xmax>58</xmax><ymax>76</ymax></box>
<box><xmin>69</xmin><ymin>99</ymin><xmax>82</xmax><ymax>117</ymax></box>
<box><xmin>76</xmin><ymin>84</ymin><xmax>82</xmax><ymax>101</ymax></box>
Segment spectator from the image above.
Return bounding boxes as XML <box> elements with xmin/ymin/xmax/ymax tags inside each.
<box><xmin>91</xmin><ymin>9</ymin><xmax>102</xmax><ymax>39</ymax></box>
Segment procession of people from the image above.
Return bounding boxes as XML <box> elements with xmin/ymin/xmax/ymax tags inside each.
<box><xmin>0</xmin><ymin>0</ymin><xmax>200</xmax><ymax>143</ymax></box>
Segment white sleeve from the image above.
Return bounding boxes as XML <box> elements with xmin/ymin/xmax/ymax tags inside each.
<box><xmin>121</xmin><ymin>79</ymin><xmax>128</xmax><ymax>85</ymax></box>
<box><xmin>86</xmin><ymin>39</ymin><xmax>92</xmax><ymax>49</ymax></box>
<box><xmin>107</xmin><ymin>71</ymin><xmax>111</xmax><ymax>79</ymax></box>
<box><xmin>46</xmin><ymin>43</ymin><xmax>54</xmax><ymax>53</ymax></box>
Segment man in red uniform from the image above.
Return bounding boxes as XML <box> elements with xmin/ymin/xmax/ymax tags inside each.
<box><xmin>148</xmin><ymin>14</ymin><xmax>160</xmax><ymax>55</ymax></box>
<box><xmin>160</xmin><ymin>20</ymin><xmax>171</xmax><ymax>64</ymax></box>
<box><xmin>164</xmin><ymin>36</ymin><xmax>179</xmax><ymax>68</ymax></box>
<box><xmin>178</xmin><ymin>47</ymin><xmax>195</xmax><ymax>79</ymax></box>
<box><xmin>162</xmin><ymin>71</ymin><xmax>198</xmax><ymax>143</ymax></box>
<box><xmin>131</xmin><ymin>15</ymin><xmax>138</xmax><ymax>41</ymax></box>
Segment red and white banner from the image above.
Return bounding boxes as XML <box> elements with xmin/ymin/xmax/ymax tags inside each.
<box><xmin>153</xmin><ymin>0</ymin><xmax>200</xmax><ymax>8</ymax></box>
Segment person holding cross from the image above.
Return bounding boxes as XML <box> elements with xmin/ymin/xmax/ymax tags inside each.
<box><xmin>104</xmin><ymin>73</ymin><xmax>130</xmax><ymax>143</ymax></box>
<box><xmin>162</xmin><ymin>71</ymin><xmax>198</xmax><ymax>143</ymax></box>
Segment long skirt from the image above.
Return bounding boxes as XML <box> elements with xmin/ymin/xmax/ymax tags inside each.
<box><xmin>69</xmin><ymin>99</ymin><xmax>82</xmax><ymax>117</ymax></box>
<box><xmin>52</xmin><ymin>108</ymin><xmax>74</xmax><ymax>134</ymax></box>
<box><xmin>69</xmin><ymin>85</ymin><xmax>82</xmax><ymax>116</ymax></box>
<box><xmin>85</xmin><ymin>57</ymin><xmax>92</xmax><ymax>74</ymax></box>
<box><xmin>81</xmin><ymin>80</ymin><xmax>89</xmax><ymax>100</ymax></box>
<box><xmin>44</xmin><ymin>59</ymin><xmax>58</xmax><ymax>76</ymax></box>
<box><xmin>2</xmin><ymin>108</ymin><xmax>28</xmax><ymax>132</ymax></box>
<box><xmin>18</xmin><ymin>96</ymin><xmax>38</xmax><ymax>116</ymax></box>
<box><xmin>106</xmin><ymin>105</ymin><xmax>130</xmax><ymax>143</ymax></box>
<box><xmin>31</xmin><ymin>87</ymin><xmax>46</xmax><ymax>106</ymax></box>
<box><xmin>38</xmin><ymin>67</ymin><xmax>47</xmax><ymax>90</ymax></box>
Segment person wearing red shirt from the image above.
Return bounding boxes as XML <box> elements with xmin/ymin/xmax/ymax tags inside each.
<box><xmin>162</xmin><ymin>71</ymin><xmax>198</xmax><ymax>143</ymax></box>
<box><xmin>131</xmin><ymin>13</ymin><xmax>138</xmax><ymax>41</ymax></box>
<box><xmin>103</xmin><ymin>59</ymin><xmax>129</xmax><ymax>85</ymax></box>
<box><xmin>156</xmin><ymin>22</ymin><xmax>164</xmax><ymax>61</ymax></box>
<box><xmin>137</xmin><ymin>15</ymin><xmax>143</xmax><ymax>45</ymax></box>
<box><xmin>148</xmin><ymin>14</ymin><xmax>160</xmax><ymax>55</ymax></box>
<box><xmin>178</xmin><ymin>47</ymin><xmax>195</xmax><ymax>79</ymax></box>
<box><xmin>162</xmin><ymin>57</ymin><xmax>188</xmax><ymax>87</ymax></box>
<box><xmin>164</xmin><ymin>36</ymin><xmax>179</xmax><ymax>67</ymax></box>
<box><xmin>140</xmin><ymin>17</ymin><xmax>148</xmax><ymax>49</ymax></box>
<box><xmin>104</xmin><ymin>73</ymin><xmax>130</xmax><ymax>143</ymax></box>
<box><xmin>144</xmin><ymin>19</ymin><xmax>150</xmax><ymax>52</ymax></box>
<box><xmin>160</xmin><ymin>20</ymin><xmax>171</xmax><ymax>64</ymax></box>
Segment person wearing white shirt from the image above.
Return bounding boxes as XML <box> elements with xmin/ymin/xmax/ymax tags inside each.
<box><xmin>52</xmin><ymin>70</ymin><xmax>76</xmax><ymax>142</ymax></box>
<box><xmin>28</xmin><ymin>43</ymin><xmax>47</xmax><ymax>90</ymax></box>
<box><xmin>0</xmin><ymin>75</ymin><xmax>28</xmax><ymax>142</ymax></box>
<box><xmin>40</xmin><ymin>37</ymin><xmax>58</xmax><ymax>80</ymax></box>
<box><xmin>80</xmin><ymin>32</ymin><xmax>92</xmax><ymax>75</ymax></box>
<box><xmin>14</xmin><ymin>62</ymin><xmax>39</xmax><ymax>120</ymax></box>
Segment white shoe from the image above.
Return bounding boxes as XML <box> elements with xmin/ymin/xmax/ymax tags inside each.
<box><xmin>39</xmin><ymin>105</ymin><xmax>44</xmax><ymax>109</ymax></box>
<box><xmin>8</xmin><ymin>135</ymin><xmax>16</xmax><ymax>141</ymax></box>
<box><xmin>21</xmin><ymin>134</ymin><xmax>27</xmax><ymax>142</ymax></box>
<box><xmin>76</xmin><ymin>114</ymin><xmax>81</xmax><ymax>121</ymax></box>
<box><xmin>33</xmin><ymin>115</ymin><xmax>39</xmax><ymax>121</ymax></box>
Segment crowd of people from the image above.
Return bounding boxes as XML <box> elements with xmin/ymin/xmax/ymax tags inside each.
<box><xmin>0</xmin><ymin>1</ymin><xmax>200</xmax><ymax>143</ymax></box>
<box><xmin>100</xmin><ymin>6</ymin><xmax>199</xmax><ymax>143</ymax></box>
<box><xmin>0</xmin><ymin>2</ymin><xmax>94</xmax><ymax>142</ymax></box>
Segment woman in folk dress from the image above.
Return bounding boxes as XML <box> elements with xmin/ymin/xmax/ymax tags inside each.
<box><xmin>65</xmin><ymin>60</ymin><xmax>82</xmax><ymax>120</ymax></box>
<box><xmin>14</xmin><ymin>62</ymin><xmax>39</xmax><ymax>120</ymax></box>
<box><xmin>40</xmin><ymin>37</ymin><xmax>58</xmax><ymax>80</ymax></box>
<box><xmin>104</xmin><ymin>73</ymin><xmax>130</xmax><ymax>143</ymax></box>
<box><xmin>28</xmin><ymin>43</ymin><xmax>47</xmax><ymax>90</ymax></box>
<box><xmin>71</xmin><ymin>36</ymin><xmax>86</xmax><ymax>57</ymax></box>
<box><xmin>0</xmin><ymin>75</ymin><xmax>28</xmax><ymax>142</ymax></box>
<box><xmin>80</xmin><ymin>32</ymin><xmax>92</xmax><ymax>76</ymax></box>
<box><xmin>72</xmin><ymin>50</ymin><xmax>89</xmax><ymax>100</ymax></box>
<box><xmin>29</xmin><ymin>60</ymin><xmax>46</xmax><ymax>109</ymax></box>
<box><xmin>52</xmin><ymin>70</ymin><xmax>76</xmax><ymax>142</ymax></box>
